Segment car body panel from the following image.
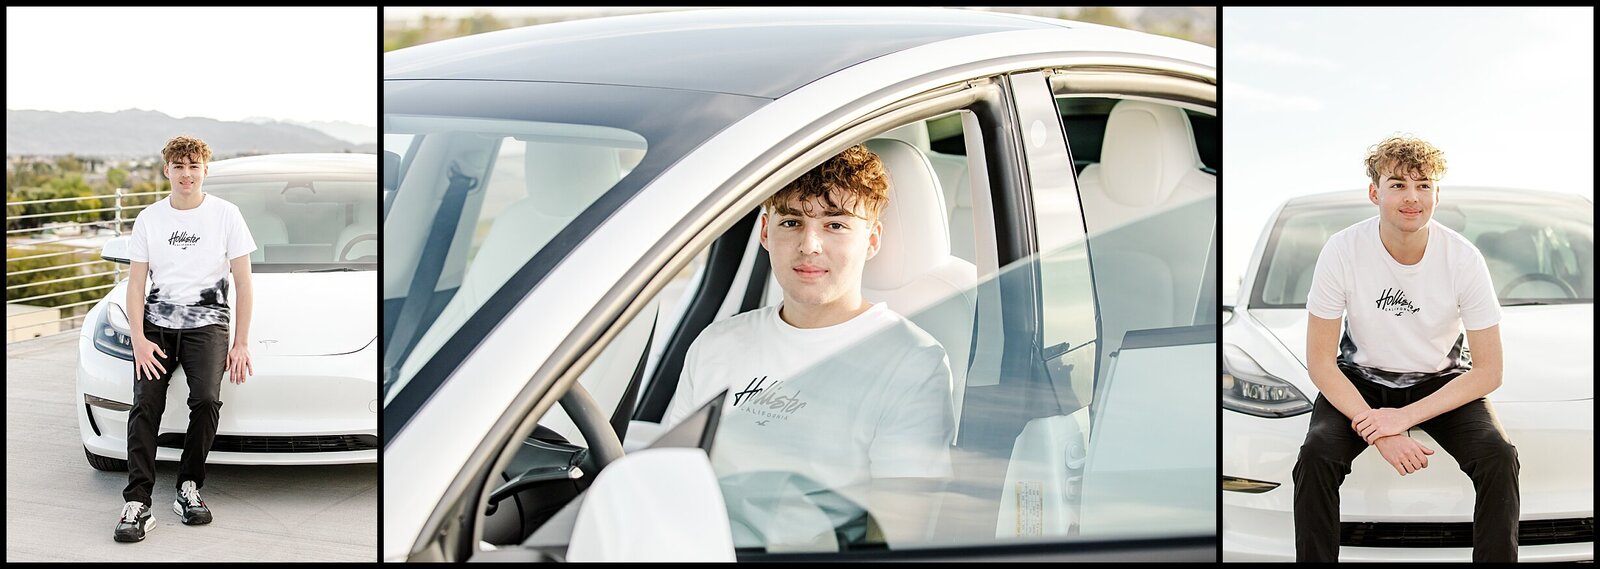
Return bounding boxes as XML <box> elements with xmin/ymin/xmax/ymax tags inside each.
<box><xmin>1223</xmin><ymin>188</ymin><xmax>1594</xmax><ymax>561</ymax></box>
<box><xmin>76</xmin><ymin>153</ymin><xmax>377</xmax><ymax>467</ymax></box>
<box><xmin>383</xmin><ymin>9</ymin><xmax>1214</xmax><ymax>561</ymax></box>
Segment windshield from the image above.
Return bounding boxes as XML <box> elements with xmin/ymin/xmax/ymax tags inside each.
<box><xmin>1252</xmin><ymin>193</ymin><xmax>1594</xmax><ymax>308</ymax></box>
<box><xmin>205</xmin><ymin>172</ymin><xmax>378</xmax><ymax>273</ymax></box>
<box><xmin>380</xmin><ymin>79</ymin><xmax>768</xmax><ymax>429</ymax></box>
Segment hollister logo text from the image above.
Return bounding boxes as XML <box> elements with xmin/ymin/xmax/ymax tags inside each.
<box><xmin>736</xmin><ymin>378</ymin><xmax>808</xmax><ymax>423</ymax></box>
<box><xmin>168</xmin><ymin>231</ymin><xmax>201</xmax><ymax>249</ymax></box>
<box><xmin>1374</xmin><ymin>287</ymin><xmax>1421</xmax><ymax>316</ymax></box>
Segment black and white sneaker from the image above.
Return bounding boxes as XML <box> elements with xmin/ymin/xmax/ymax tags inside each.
<box><xmin>114</xmin><ymin>501</ymin><xmax>153</xmax><ymax>542</ymax></box>
<box><xmin>173</xmin><ymin>481</ymin><xmax>212</xmax><ymax>525</ymax></box>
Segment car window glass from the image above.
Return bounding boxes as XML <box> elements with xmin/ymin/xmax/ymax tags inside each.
<box><xmin>1256</xmin><ymin>200</ymin><xmax>1594</xmax><ymax>306</ymax></box>
<box><xmin>208</xmin><ymin>178</ymin><xmax>378</xmax><ymax>268</ymax></box>
<box><xmin>381</xmin><ymin>115</ymin><xmax>647</xmax><ymax>398</ymax></box>
<box><xmin>1025</xmin><ymin>83</ymin><xmax>1217</xmax><ymax>542</ymax></box>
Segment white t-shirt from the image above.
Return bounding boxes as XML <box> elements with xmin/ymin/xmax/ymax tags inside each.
<box><xmin>665</xmin><ymin>302</ymin><xmax>956</xmax><ymax>491</ymax></box>
<box><xmin>1306</xmin><ymin>216</ymin><xmax>1501</xmax><ymax>387</ymax></box>
<box><xmin>129</xmin><ymin>194</ymin><xmax>257</xmax><ymax>329</ymax></box>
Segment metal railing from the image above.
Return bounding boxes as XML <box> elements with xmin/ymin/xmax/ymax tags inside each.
<box><xmin>6</xmin><ymin>188</ymin><xmax>164</xmax><ymax>341</ymax></box>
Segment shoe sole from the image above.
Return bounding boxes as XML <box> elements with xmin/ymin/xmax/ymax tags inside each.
<box><xmin>173</xmin><ymin>500</ymin><xmax>212</xmax><ymax>525</ymax></box>
<box><xmin>114</xmin><ymin>517</ymin><xmax>154</xmax><ymax>542</ymax></box>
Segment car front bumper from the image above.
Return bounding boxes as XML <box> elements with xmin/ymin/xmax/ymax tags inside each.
<box><xmin>1223</xmin><ymin>399</ymin><xmax>1593</xmax><ymax>561</ymax></box>
<box><xmin>76</xmin><ymin>332</ymin><xmax>377</xmax><ymax>465</ymax></box>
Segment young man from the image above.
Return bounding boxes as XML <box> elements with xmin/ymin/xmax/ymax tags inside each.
<box><xmin>115</xmin><ymin>136</ymin><xmax>257</xmax><ymax>543</ymax></box>
<box><xmin>1294</xmin><ymin>135</ymin><xmax>1517</xmax><ymax>562</ymax></box>
<box><xmin>664</xmin><ymin>144</ymin><xmax>955</xmax><ymax>547</ymax></box>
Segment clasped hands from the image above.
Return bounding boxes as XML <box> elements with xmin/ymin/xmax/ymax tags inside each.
<box><xmin>1353</xmin><ymin>407</ymin><xmax>1434</xmax><ymax>476</ymax></box>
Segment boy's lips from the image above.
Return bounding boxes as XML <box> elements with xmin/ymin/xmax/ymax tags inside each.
<box><xmin>793</xmin><ymin>265</ymin><xmax>828</xmax><ymax>278</ymax></box>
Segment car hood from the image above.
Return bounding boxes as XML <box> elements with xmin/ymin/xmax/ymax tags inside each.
<box><xmin>1248</xmin><ymin>304</ymin><xmax>1594</xmax><ymax>403</ymax></box>
<box><xmin>110</xmin><ymin>271</ymin><xmax>376</xmax><ymax>356</ymax></box>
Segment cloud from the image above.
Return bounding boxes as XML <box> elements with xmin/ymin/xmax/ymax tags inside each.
<box><xmin>1224</xmin><ymin>80</ymin><xmax>1324</xmax><ymax>113</ymax></box>
<box><xmin>1227</xmin><ymin>41</ymin><xmax>1341</xmax><ymax>71</ymax></box>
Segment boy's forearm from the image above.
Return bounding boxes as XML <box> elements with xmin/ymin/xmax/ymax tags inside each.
<box><xmin>1308</xmin><ymin>359</ymin><xmax>1369</xmax><ymax>421</ymax></box>
<box><xmin>233</xmin><ymin>282</ymin><xmax>252</xmax><ymax>347</ymax></box>
<box><xmin>1401</xmin><ymin>368</ymin><xmax>1501</xmax><ymax>426</ymax></box>
<box><xmin>127</xmin><ymin>279</ymin><xmax>145</xmax><ymax>337</ymax></box>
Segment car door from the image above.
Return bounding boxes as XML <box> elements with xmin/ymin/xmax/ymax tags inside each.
<box><xmin>1011</xmin><ymin>64</ymin><xmax>1218</xmax><ymax>539</ymax></box>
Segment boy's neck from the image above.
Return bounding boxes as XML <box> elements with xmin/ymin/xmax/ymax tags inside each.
<box><xmin>170</xmin><ymin>191</ymin><xmax>206</xmax><ymax>211</ymax></box>
<box><xmin>779</xmin><ymin>295</ymin><xmax>872</xmax><ymax>329</ymax></box>
<box><xmin>1377</xmin><ymin>220</ymin><xmax>1429</xmax><ymax>265</ymax></box>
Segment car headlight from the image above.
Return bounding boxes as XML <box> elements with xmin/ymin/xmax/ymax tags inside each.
<box><xmin>92</xmin><ymin>303</ymin><xmax>136</xmax><ymax>361</ymax></box>
<box><xmin>1222</xmin><ymin>343</ymin><xmax>1311</xmax><ymax>417</ymax></box>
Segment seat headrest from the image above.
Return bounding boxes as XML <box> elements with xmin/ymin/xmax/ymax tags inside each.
<box><xmin>862</xmin><ymin>138</ymin><xmax>951</xmax><ymax>290</ymax></box>
<box><xmin>523</xmin><ymin>141</ymin><xmax>624</xmax><ymax>218</ymax></box>
<box><xmin>1099</xmin><ymin>100</ymin><xmax>1203</xmax><ymax>208</ymax></box>
<box><xmin>878</xmin><ymin>122</ymin><xmax>931</xmax><ymax>152</ymax></box>
<box><xmin>1497</xmin><ymin>227</ymin><xmax>1541</xmax><ymax>272</ymax></box>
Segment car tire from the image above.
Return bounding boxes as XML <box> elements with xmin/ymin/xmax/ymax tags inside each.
<box><xmin>85</xmin><ymin>446</ymin><xmax>128</xmax><ymax>472</ymax></box>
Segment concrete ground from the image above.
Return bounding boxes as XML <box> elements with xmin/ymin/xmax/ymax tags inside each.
<box><xmin>5</xmin><ymin>332</ymin><xmax>377</xmax><ymax>562</ymax></box>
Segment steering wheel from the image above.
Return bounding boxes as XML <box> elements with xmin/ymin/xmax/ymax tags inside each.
<box><xmin>557</xmin><ymin>381</ymin><xmax>625</xmax><ymax>475</ymax></box>
<box><xmin>1499</xmin><ymin>273</ymin><xmax>1576</xmax><ymax>299</ymax></box>
<box><xmin>482</xmin><ymin>381</ymin><xmax>624</xmax><ymax>522</ymax></box>
<box><xmin>338</xmin><ymin>234</ymin><xmax>377</xmax><ymax>261</ymax></box>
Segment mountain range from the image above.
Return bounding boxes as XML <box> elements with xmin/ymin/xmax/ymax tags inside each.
<box><xmin>6</xmin><ymin>109</ymin><xmax>378</xmax><ymax>157</ymax></box>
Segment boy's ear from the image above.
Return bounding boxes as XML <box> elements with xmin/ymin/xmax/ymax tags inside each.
<box><xmin>758</xmin><ymin>212</ymin><xmax>770</xmax><ymax>251</ymax></box>
<box><xmin>865</xmin><ymin>219</ymin><xmax>882</xmax><ymax>260</ymax></box>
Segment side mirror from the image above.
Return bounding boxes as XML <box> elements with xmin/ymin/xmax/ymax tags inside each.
<box><xmin>566</xmin><ymin>448</ymin><xmax>734</xmax><ymax>562</ymax></box>
<box><xmin>101</xmin><ymin>236</ymin><xmax>132</xmax><ymax>265</ymax></box>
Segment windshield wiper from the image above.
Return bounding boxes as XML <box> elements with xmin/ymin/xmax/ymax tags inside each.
<box><xmin>295</xmin><ymin>267</ymin><xmax>358</xmax><ymax>273</ymax></box>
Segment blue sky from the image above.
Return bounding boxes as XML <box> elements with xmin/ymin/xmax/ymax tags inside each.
<box><xmin>1223</xmin><ymin>7</ymin><xmax>1594</xmax><ymax>298</ymax></box>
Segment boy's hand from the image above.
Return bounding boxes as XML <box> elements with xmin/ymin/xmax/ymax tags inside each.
<box><xmin>133</xmin><ymin>337</ymin><xmax>167</xmax><ymax>380</ymax></box>
<box><xmin>1353</xmin><ymin>407</ymin><xmax>1415</xmax><ymax>444</ymax></box>
<box><xmin>1373</xmin><ymin>435</ymin><xmax>1435</xmax><ymax>476</ymax></box>
<box><xmin>227</xmin><ymin>344</ymin><xmax>253</xmax><ymax>384</ymax></box>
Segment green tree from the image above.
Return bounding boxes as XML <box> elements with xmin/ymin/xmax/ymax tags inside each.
<box><xmin>5</xmin><ymin>244</ymin><xmax>117</xmax><ymax>313</ymax></box>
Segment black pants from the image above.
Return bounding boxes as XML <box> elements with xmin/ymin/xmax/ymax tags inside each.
<box><xmin>1293</xmin><ymin>368</ymin><xmax>1520</xmax><ymax>562</ymax></box>
<box><xmin>123</xmin><ymin>321</ymin><xmax>228</xmax><ymax>507</ymax></box>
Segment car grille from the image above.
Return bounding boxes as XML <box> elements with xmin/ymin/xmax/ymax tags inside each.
<box><xmin>157</xmin><ymin>434</ymin><xmax>378</xmax><ymax>453</ymax></box>
<box><xmin>1341</xmin><ymin>518</ymin><xmax>1594</xmax><ymax>548</ymax></box>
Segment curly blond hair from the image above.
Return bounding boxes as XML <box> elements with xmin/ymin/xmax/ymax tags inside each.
<box><xmin>763</xmin><ymin>144</ymin><xmax>889</xmax><ymax>221</ymax></box>
<box><xmin>1365</xmin><ymin>134</ymin><xmax>1447</xmax><ymax>185</ymax></box>
<box><xmin>162</xmin><ymin>135</ymin><xmax>213</xmax><ymax>165</ymax></box>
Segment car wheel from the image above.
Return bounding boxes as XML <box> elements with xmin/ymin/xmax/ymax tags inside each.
<box><xmin>84</xmin><ymin>446</ymin><xmax>128</xmax><ymax>472</ymax></box>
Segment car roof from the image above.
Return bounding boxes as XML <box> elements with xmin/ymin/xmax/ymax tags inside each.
<box><xmin>384</xmin><ymin>7</ymin><xmax>1092</xmax><ymax>98</ymax></box>
<box><xmin>207</xmin><ymin>153</ymin><xmax>376</xmax><ymax>177</ymax></box>
<box><xmin>1282</xmin><ymin>186</ymin><xmax>1593</xmax><ymax>211</ymax></box>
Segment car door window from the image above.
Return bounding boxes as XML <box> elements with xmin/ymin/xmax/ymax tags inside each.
<box><xmin>1025</xmin><ymin>70</ymin><xmax>1220</xmax><ymax>538</ymax></box>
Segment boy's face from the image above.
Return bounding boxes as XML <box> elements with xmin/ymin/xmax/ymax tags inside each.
<box><xmin>1369</xmin><ymin>169</ymin><xmax>1436</xmax><ymax>234</ymax></box>
<box><xmin>163</xmin><ymin>154</ymin><xmax>208</xmax><ymax>197</ymax></box>
<box><xmin>759</xmin><ymin>192</ymin><xmax>882</xmax><ymax>310</ymax></box>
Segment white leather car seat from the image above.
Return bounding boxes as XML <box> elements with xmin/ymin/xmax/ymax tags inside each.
<box><xmin>421</xmin><ymin>140</ymin><xmax>659</xmax><ymax>445</ymax></box>
<box><xmin>1073</xmin><ymin>100</ymin><xmax>1215</xmax><ymax>379</ymax></box>
<box><xmin>334</xmin><ymin>201</ymin><xmax>379</xmax><ymax>262</ymax></box>
<box><xmin>879</xmin><ymin>122</ymin><xmax>977</xmax><ymax>264</ymax></box>
<box><xmin>227</xmin><ymin>191</ymin><xmax>288</xmax><ymax>263</ymax></box>
<box><xmin>1075</xmin><ymin>99</ymin><xmax>1214</xmax><ymax>235</ymax></box>
<box><xmin>860</xmin><ymin>138</ymin><xmax>978</xmax><ymax>423</ymax></box>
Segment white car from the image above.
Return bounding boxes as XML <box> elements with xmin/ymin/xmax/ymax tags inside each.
<box><xmin>78</xmin><ymin>153</ymin><xmax>379</xmax><ymax>471</ymax></box>
<box><xmin>1222</xmin><ymin>188</ymin><xmax>1594</xmax><ymax>561</ymax></box>
<box><xmin>384</xmin><ymin>8</ymin><xmax>1218</xmax><ymax>562</ymax></box>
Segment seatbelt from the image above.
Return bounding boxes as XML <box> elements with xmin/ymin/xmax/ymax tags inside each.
<box><xmin>610</xmin><ymin>307</ymin><xmax>658</xmax><ymax>445</ymax></box>
<box><xmin>382</xmin><ymin>162</ymin><xmax>478</xmax><ymax>390</ymax></box>
<box><xmin>738</xmin><ymin>247</ymin><xmax>770</xmax><ymax>314</ymax></box>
